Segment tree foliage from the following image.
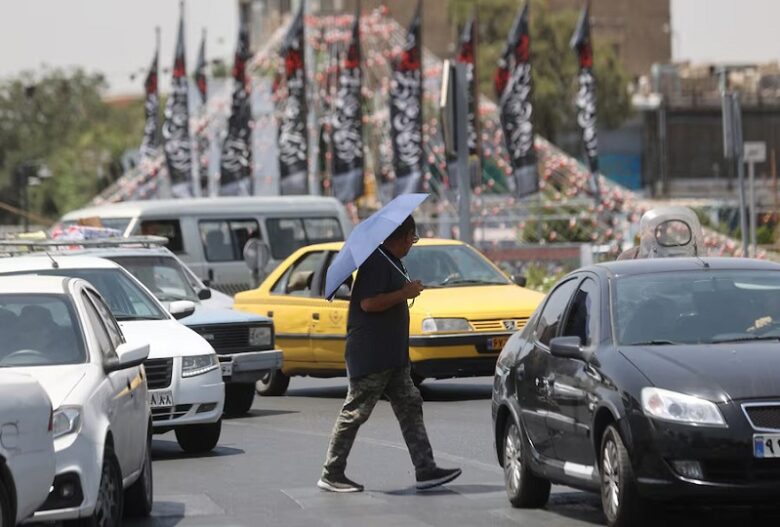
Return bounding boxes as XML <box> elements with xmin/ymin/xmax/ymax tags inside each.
<box><xmin>449</xmin><ymin>0</ymin><xmax>632</xmax><ymax>142</ymax></box>
<box><xmin>0</xmin><ymin>68</ymin><xmax>144</xmax><ymax>224</ymax></box>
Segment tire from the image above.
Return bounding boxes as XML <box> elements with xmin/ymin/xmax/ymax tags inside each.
<box><xmin>224</xmin><ymin>383</ymin><xmax>256</xmax><ymax>415</ymax></box>
<box><xmin>0</xmin><ymin>474</ymin><xmax>13</xmax><ymax>527</ymax></box>
<box><xmin>600</xmin><ymin>424</ymin><xmax>647</xmax><ymax>527</ymax></box>
<box><xmin>256</xmin><ymin>370</ymin><xmax>289</xmax><ymax>396</ymax></box>
<box><xmin>66</xmin><ymin>444</ymin><xmax>123</xmax><ymax>527</ymax></box>
<box><xmin>502</xmin><ymin>420</ymin><xmax>550</xmax><ymax>508</ymax></box>
<box><xmin>175</xmin><ymin>420</ymin><xmax>221</xmax><ymax>454</ymax></box>
<box><xmin>124</xmin><ymin>429</ymin><xmax>153</xmax><ymax>517</ymax></box>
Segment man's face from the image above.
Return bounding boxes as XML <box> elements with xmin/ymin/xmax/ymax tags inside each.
<box><xmin>400</xmin><ymin>230</ymin><xmax>419</xmax><ymax>257</ymax></box>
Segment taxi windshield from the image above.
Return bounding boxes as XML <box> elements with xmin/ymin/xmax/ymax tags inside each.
<box><xmin>404</xmin><ymin>245</ymin><xmax>510</xmax><ymax>288</ymax></box>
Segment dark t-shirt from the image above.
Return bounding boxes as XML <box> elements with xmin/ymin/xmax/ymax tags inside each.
<box><xmin>345</xmin><ymin>247</ymin><xmax>410</xmax><ymax>378</ymax></box>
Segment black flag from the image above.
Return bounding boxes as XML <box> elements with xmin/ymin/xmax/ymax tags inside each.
<box><xmin>162</xmin><ymin>2</ymin><xmax>193</xmax><ymax>198</ymax></box>
<box><xmin>220</xmin><ymin>22</ymin><xmax>253</xmax><ymax>196</ymax></box>
<box><xmin>456</xmin><ymin>17</ymin><xmax>479</xmax><ymax>160</ymax></box>
<box><xmin>571</xmin><ymin>2</ymin><xmax>600</xmax><ymax>198</ymax></box>
<box><xmin>331</xmin><ymin>8</ymin><xmax>364</xmax><ymax>203</ymax></box>
<box><xmin>194</xmin><ymin>28</ymin><xmax>210</xmax><ymax>195</ymax></box>
<box><xmin>494</xmin><ymin>8</ymin><xmax>525</xmax><ymax>100</ymax></box>
<box><xmin>278</xmin><ymin>3</ymin><xmax>309</xmax><ymax>195</ymax></box>
<box><xmin>500</xmin><ymin>2</ymin><xmax>538</xmax><ymax>197</ymax></box>
<box><xmin>140</xmin><ymin>30</ymin><xmax>160</xmax><ymax>161</ymax></box>
<box><xmin>389</xmin><ymin>3</ymin><xmax>423</xmax><ymax>196</ymax></box>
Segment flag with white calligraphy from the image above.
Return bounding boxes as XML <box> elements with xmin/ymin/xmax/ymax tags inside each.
<box><xmin>193</xmin><ymin>28</ymin><xmax>210</xmax><ymax>195</ymax></box>
<box><xmin>140</xmin><ymin>31</ymin><xmax>160</xmax><ymax>162</ymax></box>
<box><xmin>455</xmin><ymin>16</ymin><xmax>482</xmax><ymax>189</ymax></box>
<box><xmin>331</xmin><ymin>8</ymin><xmax>364</xmax><ymax>203</ymax></box>
<box><xmin>500</xmin><ymin>2</ymin><xmax>538</xmax><ymax>198</ymax></box>
<box><xmin>278</xmin><ymin>3</ymin><xmax>309</xmax><ymax>195</ymax></box>
<box><xmin>389</xmin><ymin>3</ymin><xmax>423</xmax><ymax>196</ymax></box>
<box><xmin>220</xmin><ymin>22</ymin><xmax>253</xmax><ymax>196</ymax></box>
<box><xmin>162</xmin><ymin>2</ymin><xmax>193</xmax><ymax>198</ymax></box>
<box><xmin>570</xmin><ymin>1</ymin><xmax>600</xmax><ymax>199</ymax></box>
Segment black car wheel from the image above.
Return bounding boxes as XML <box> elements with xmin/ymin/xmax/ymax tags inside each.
<box><xmin>175</xmin><ymin>420</ymin><xmax>221</xmax><ymax>454</ymax></box>
<box><xmin>503</xmin><ymin>420</ymin><xmax>550</xmax><ymax>508</ymax></box>
<box><xmin>67</xmin><ymin>444</ymin><xmax>123</xmax><ymax>527</ymax></box>
<box><xmin>600</xmin><ymin>424</ymin><xmax>647</xmax><ymax>527</ymax></box>
<box><xmin>0</xmin><ymin>474</ymin><xmax>12</xmax><ymax>527</ymax></box>
<box><xmin>224</xmin><ymin>383</ymin><xmax>256</xmax><ymax>415</ymax></box>
<box><xmin>256</xmin><ymin>370</ymin><xmax>289</xmax><ymax>396</ymax></box>
<box><xmin>124</xmin><ymin>429</ymin><xmax>153</xmax><ymax>517</ymax></box>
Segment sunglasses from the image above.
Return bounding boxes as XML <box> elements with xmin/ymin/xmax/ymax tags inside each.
<box><xmin>412</xmin><ymin>233</ymin><xmax>420</xmax><ymax>244</ymax></box>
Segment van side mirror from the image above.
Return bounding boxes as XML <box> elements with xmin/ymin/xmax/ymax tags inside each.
<box><xmin>512</xmin><ymin>274</ymin><xmax>527</xmax><ymax>287</ymax></box>
<box><xmin>244</xmin><ymin>238</ymin><xmax>271</xmax><ymax>273</ymax></box>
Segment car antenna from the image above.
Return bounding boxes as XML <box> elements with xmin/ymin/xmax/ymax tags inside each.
<box><xmin>45</xmin><ymin>250</ymin><xmax>60</xmax><ymax>269</ymax></box>
<box><xmin>694</xmin><ymin>253</ymin><xmax>710</xmax><ymax>269</ymax></box>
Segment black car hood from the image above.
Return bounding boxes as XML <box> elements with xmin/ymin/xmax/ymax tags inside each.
<box><xmin>620</xmin><ymin>342</ymin><xmax>780</xmax><ymax>402</ymax></box>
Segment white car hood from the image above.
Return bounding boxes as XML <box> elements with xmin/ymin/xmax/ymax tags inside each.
<box><xmin>119</xmin><ymin>319</ymin><xmax>215</xmax><ymax>359</ymax></box>
<box><xmin>8</xmin><ymin>365</ymin><xmax>87</xmax><ymax>409</ymax></box>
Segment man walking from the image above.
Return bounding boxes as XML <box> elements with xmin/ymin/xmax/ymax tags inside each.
<box><xmin>318</xmin><ymin>215</ymin><xmax>462</xmax><ymax>493</ymax></box>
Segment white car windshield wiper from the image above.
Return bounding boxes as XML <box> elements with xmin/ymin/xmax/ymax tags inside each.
<box><xmin>115</xmin><ymin>314</ymin><xmax>162</xmax><ymax>321</ymax></box>
<box><xmin>625</xmin><ymin>340</ymin><xmax>679</xmax><ymax>346</ymax></box>
<box><xmin>711</xmin><ymin>335</ymin><xmax>780</xmax><ymax>344</ymax></box>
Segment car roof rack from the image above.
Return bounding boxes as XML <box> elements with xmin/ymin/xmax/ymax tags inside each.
<box><xmin>0</xmin><ymin>236</ymin><xmax>169</xmax><ymax>253</ymax></box>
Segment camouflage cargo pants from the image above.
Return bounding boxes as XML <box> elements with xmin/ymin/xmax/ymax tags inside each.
<box><xmin>322</xmin><ymin>364</ymin><xmax>436</xmax><ymax>477</ymax></box>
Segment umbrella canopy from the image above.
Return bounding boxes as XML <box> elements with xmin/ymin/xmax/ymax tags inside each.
<box><xmin>324</xmin><ymin>193</ymin><xmax>429</xmax><ymax>300</ymax></box>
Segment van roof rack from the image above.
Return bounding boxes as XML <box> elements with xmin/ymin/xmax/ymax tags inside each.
<box><xmin>0</xmin><ymin>236</ymin><xmax>169</xmax><ymax>252</ymax></box>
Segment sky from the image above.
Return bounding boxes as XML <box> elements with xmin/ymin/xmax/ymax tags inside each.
<box><xmin>0</xmin><ymin>0</ymin><xmax>778</xmax><ymax>96</ymax></box>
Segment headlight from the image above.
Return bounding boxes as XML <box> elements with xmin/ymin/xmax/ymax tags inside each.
<box><xmin>52</xmin><ymin>407</ymin><xmax>81</xmax><ymax>439</ymax></box>
<box><xmin>421</xmin><ymin>318</ymin><xmax>472</xmax><ymax>333</ymax></box>
<box><xmin>641</xmin><ymin>387</ymin><xmax>726</xmax><ymax>427</ymax></box>
<box><xmin>249</xmin><ymin>326</ymin><xmax>273</xmax><ymax>347</ymax></box>
<box><xmin>182</xmin><ymin>354</ymin><xmax>219</xmax><ymax>378</ymax></box>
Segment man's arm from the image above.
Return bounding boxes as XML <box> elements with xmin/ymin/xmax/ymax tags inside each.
<box><xmin>361</xmin><ymin>280</ymin><xmax>423</xmax><ymax>313</ymax></box>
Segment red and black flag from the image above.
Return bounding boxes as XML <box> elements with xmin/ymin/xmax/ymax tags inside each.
<box><xmin>194</xmin><ymin>28</ymin><xmax>207</xmax><ymax>104</ymax></box>
<box><xmin>389</xmin><ymin>1</ymin><xmax>423</xmax><ymax>196</ymax></box>
<box><xmin>162</xmin><ymin>2</ymin><xmax>194</xmax><ymax>198</ymax></box>
<box><xmin>456</xmin><ymin>16</ymin><xmax>481</xmax><ymax>163</ymax></box>
<box><xmin>500</xmin><ymin>2</ymin><xmax>537</xmax><ymax>198</ymax></box>
<box><xmin>494</xmin><ymin>7</ymin><xmax>524</xmax><ymax>100</ymax></box>
<box><xmin>193</xmin><ymin>28</ymin><xmax>210</xmax><ymax>195</ymax></box>
<box><xmin>139</xmin><ymin>28</ymin><xmax>160</xmax><ymax>161</ymax></box>
<box><xmin>278</xmin><ymin>2</ymin><xmax>309</xmax><ymax>195</ymax></box>
<box><xmin>219</xmin><ymin>21</ymin><xmax>253</xmax><ymax>196</ymax></box>
<box><xmin>570</xmin><ymin>1</ymin><xmax>600</xmax><ymax>198</ymax></box>
<box><xmin>331</xmin><ymin>7</ymin><xmax>364</xmax><ymax>203</ymax></box>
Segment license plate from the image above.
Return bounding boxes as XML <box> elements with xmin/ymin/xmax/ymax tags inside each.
<box><xmin>754</xmin><ymin>434</ymin><xmax>780</xmax><ymax>458</ymax></box>
<box><xmin>149</xmin><ymin>390</ymin><xmax>173</xmax><ymax>408</ymax></box>
<box><xmin>487</xmin><ymin>336</ymin><xmax>509</xmax><ymax>352</ymax></box>
<box><xmin>220</xmin><ymin>362</ymin><xmax>233</xmax><ymax>377</ymax></box>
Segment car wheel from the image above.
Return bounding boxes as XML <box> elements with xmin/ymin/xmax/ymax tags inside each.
<box><xmin>600</xmin><ymin>424</ymin><xmax>647</xmax><ymax>527</ymax></box>
<box><xmin>0</xmin><ymin>474</ymin><xmax>13</xmax><ymax>527</ymax></box>
<box><xmin>175</xmin><ymin>420</ymin><xmax>222</xmax><ymax>454</ymax></box>
<box><xmin>256</xmin><ymin>370</ymin><xmax>289</xmax><ymax>396</ymax></box>
<box><xmin>224</xmin><ymin>383</ymin><xmax>255</xmax><ymax>415</ymax></box>
<box><xmin>124</xmin><ymin>430</ymin><xmax>153</xmax><ymax>517</ymax></box>
<box><xmin>67</xmin><ymin>444</ymin><xmax>123</xmax><ymax>527</ymax></box>
<box><xmin>503</xmin><ymin>420</ymin><xmax>550</xmax><ymax>508</ymax></box>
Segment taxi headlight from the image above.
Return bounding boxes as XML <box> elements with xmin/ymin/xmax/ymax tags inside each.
<box><xmin>52</xmin><ymin>407</ymin><xmax>81</xmax><ymax>439</ymax></box>
<box><xmin>641</xmin><ymin>387</ymin><xmax>726</xmax><ymax>427</ymax></box>
<box><xmin>249</xmin><ymin>326</ymin><xmax>272</xmax><ymax>347</ymax></box>
<box><xmin>421</xmin><ymin>318</ymin><xmax>472</xmax><ymax>333</ymax></box>
<box><xmin>182</xmin><ymin>354</ymin><xmax>219</xmax><ymax>378</ymax></box>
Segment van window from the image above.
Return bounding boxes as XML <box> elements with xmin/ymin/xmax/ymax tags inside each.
<box><xmin>139</xmin><ymin>220</ymin><xmax>184</xmax><ymax>253</ymax></box>
<box><xmin>266</xmin><ymin>217</ymin><xmax>343</xmax><ymax>260</ymax></box>
<box><xmin>199</xmin><ymin>219</ymin><xmax>261</xmax><ymax>262</ymax></box>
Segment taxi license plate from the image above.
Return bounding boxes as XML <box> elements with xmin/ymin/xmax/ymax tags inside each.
<box><xmin>754</xmin><ymin>434</ymin><xmax>780</xmax><ymax>458</ymax></box>
<box><xmin>149</xmin><ymin>390</ymin><xmax>173</xmax><ymax>408</ymax></box>
<box><xmin>220</xmin><ymin>362</ymin><xmax>233</xmax><ymax>377</ymax></box>
<box><xmin>487</xmin><ymin>336</ymin><xmax>509</xmax><ymax>352</ymax></box>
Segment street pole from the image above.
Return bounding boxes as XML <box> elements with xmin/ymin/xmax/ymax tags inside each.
<box><xmin>455</xmin><ymin>62</ymin><xmax>472</xmax><ymax>245</ymax></box>
<box><xmin>749</xmin><ymin>159</ymin><xmax>757</xmax><ymax>256</ymax></box>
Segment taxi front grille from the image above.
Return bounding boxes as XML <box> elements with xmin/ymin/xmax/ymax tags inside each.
<box><xmin>144</xmin><ymin>358</ymin><xmax>173</xmax><ymax>389</ymax></box>
<box><xmin>469</xmin><ymin>318</ymin><xmax>529</xmax><ymax>332</ymax></box>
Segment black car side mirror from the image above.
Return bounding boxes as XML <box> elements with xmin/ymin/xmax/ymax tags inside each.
<box><xmin>197</xmin><ymin>288</ymin><xmax>212</xmax><ymax>300</ymax></box>
<box><xmin>512</xmin><ymin>274</ymin><xmax>527</xmax><ymax>287</ymax></box>
<box><xmin>550</xmin><ymin>336</ymin><xmax>588</xmax><ymax>361</ymax></box>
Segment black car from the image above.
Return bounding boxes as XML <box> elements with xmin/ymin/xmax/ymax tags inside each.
<box><xmin>492</xmin><ymin>257</ymin><xmax>780</xmax><ymax>527</ymax></box>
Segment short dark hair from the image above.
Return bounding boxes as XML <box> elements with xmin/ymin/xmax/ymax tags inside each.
<box><xmin>387</xmin><ymin>215</ymin><xmax>416</xmax><ymax>242</ymax></box>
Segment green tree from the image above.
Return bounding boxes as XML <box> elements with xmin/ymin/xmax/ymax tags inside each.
<box><xmin>449</xmin><ymin>0</ymin><xmax>632</xmax><ymax>142</ymax></box>
<box><xmin>0</xmin><ymin>68</ymin><xmax>144</xmax><ymax>224</ymax></box>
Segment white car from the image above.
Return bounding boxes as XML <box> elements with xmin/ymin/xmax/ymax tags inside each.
<box><xmin>0</xmin><ymin>275</ymin><xmax>151</xmax><ymax>525</ymax></box>
<box><xmin>0</xmin><ymin>372</ymin><xmax>55</xmax><ymax>526</ymax></box>
<box><xmin>0</xmin><ymin>255</ymin><xmax>225</xmax><ymax>454</ymax></box>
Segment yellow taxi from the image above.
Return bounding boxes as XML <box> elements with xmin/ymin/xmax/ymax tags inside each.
<box><xmin>234</xmin><ymin>238</ymin><xmax>544</xmax><ymax>395</ymax></box>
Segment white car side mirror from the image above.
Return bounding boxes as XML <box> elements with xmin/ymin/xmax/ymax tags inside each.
<box><xmin>169</xmin><ymin>300</ymin><xmax>196</xmax><ymax>320</ymax></box>
<box><xmin>107</xmin><ymin>342</ymin><xmax>150</xmax><ymax>372</ymax></box>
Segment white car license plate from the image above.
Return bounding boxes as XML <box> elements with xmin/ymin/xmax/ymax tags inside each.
<box><xmin>149</xmin><ymin>390</ymin><xmax>173</xmax><ymax>408</ymax></box>
<box><xmin>753</xmin><ymin>434</ymin><xmax>780</xmax><ymax>458</ymax></box>
<box><xmin>220</xmin><ymin>362</ymin><xmax>233</xmax><ymax>377</ymax></box>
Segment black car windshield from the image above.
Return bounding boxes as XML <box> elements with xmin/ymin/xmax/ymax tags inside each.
<box><xmin>404</xmin><ymin>245</ymin><xmax>510</xmax><ymax>287</ymax></box>
<box><xmin>0</xmin><ymin>294</ymin><xmax>86</xmax><ymax>367</ymax></box>
<box><xmin>9</xmin><ymin>268</ymin><xmax>167</xmax><ymax>321</ymax></box>
<box><xmin>108</xmin><ymin>256</ymin><xmax>199</xmax><ymax>303</ymax></box>
<box><xmin>614</xmin><ymin>269</ymin><xmax>780</xmax><ymax>345</ymax></box>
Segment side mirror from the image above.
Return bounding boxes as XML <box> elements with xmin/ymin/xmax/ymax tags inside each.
<box><xmin>243</xmin><ymin>238</ymin><xmax>271</xmax><ymax>273</ymax></box>
<box><xmin>512</xmin><ymin>274</ymin><xmax>527</xmax><ymax>287</ymax></box>
<box><xmin>549</xmin><ymin>336</ymin><xmax>588</xmax><ymax>361</ymax></box>
<box><xmin>106</xmin><ymin>342</ymin><xmax>149</xmax><ymax>372</ymax></box>
<box><xmin>334</xmin><ymin>283</ymin><xmax>351</xmax><ymax>301</ymax></box>
<box><xmin>169</xmin><ymin>300</ymin><xmax>196</xmax><ymax>320</ymax></box>
<box><xmin>197</xmin><ymin>288</ymin><xmax>212</xmax><ymax>300</ymax></box>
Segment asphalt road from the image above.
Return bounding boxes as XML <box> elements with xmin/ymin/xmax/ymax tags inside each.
<box><xmin>122</xmin><ymin>377</ymin><xmax>780</xmax><ymax>527</ymax></box>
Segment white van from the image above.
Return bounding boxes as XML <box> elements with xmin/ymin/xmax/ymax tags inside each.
<box><xmin>60</xmin><ymin>197</ymin><xmax>352</xmax><ymax>294</ymax></box>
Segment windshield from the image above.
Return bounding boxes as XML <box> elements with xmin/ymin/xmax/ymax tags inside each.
<box><xmin>108</xmin><ymin>256</ymin><xmax>198</xmax><ymax>303</ymax></box>
<box><xmin>12</xmin><ymin>268</ymin><xmax>167</xmax><ymax>321</ymax></box>
<box><xmin>0</xmin><ymin>294</ymin><xmax>86</xmax><ymax>367</ymax></box>
<box><xmin>614</xmin><ymin>270</ymin><xmax>780</xmax><ymax>345</ymax></box>
<box><xmin>404</xmin><ymin>245</ymin><xmax>510</xmax><ymax>288</ymax></box>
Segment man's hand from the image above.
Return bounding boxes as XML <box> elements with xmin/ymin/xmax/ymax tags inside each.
<box><xmin>401</xmin><ymin>280</ymin><xmax>424</xmax><ymax>299</ymax></box>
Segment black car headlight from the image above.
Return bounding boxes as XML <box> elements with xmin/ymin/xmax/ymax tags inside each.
<box><xmin>641</xmin><ymin>387</ymin><xmax>726</xmax><ymax>427</ymax></box>
<box><xmin>249</xmin><ymin>326</ymin><xmax>273</xmax><ymax>347</ymax></box>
